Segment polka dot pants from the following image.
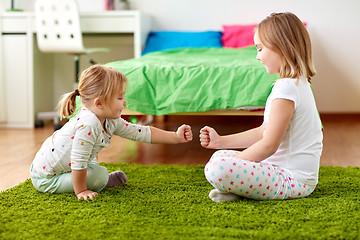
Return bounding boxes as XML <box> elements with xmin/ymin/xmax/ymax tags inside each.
<box><xmin>205</xmin><ymin>150</ymin><xmax>316</xmax><ymax>200</ymax></box>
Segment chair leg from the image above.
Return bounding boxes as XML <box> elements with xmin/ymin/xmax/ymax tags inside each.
<box><xmin>74</xmin><ymin>55</ymin><xmax>80</xmax><ymax>83</ymax></box>
<box><xmin>74</xmin><ymin>55</ymin><xmax>80</xmax><ymax>90</ymax></box>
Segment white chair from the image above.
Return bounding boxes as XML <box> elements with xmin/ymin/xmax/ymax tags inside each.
<box><xmin>34</xmin><ymin>0</ymin><xmax>109</xmax><ymax>129</ymax></box>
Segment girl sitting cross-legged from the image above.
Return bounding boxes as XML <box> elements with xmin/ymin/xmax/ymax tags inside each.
<box><xmin>200</xmin><ymin>12</ymin><xmax>323</xmax><ymax>202</ymax></box>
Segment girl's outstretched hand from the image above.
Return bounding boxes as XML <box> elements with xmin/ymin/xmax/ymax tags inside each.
<box><xmin>176</xmin><ymin>124</ymin><xmax>193</xmax><ymax>143</ymax></box>
<box><xmin>76</xmin><ymin>190</ymin><xmax>98</xmax><ymax>201</ymax></box>
<box><xmin>200</xmin><ymin>126</ymin><xmax>220</xmax><ymax>149</ymax></box>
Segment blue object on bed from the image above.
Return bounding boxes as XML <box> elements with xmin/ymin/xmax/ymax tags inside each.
<box><xmin>141</xmin><ymin>31</ymin><xmax>223</xmax><ymax>55</ymax></box>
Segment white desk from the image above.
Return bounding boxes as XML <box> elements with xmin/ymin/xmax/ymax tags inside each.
<box><xmin>0</xmin><ymin>11</ymin><xmax>150</xmax><ymax>128</ymax></box>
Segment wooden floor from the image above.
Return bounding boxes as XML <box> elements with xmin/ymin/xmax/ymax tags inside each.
<box><xmin>1</xmin><ymin>114</ymin><xmax>359</xmax><ymax>192</ymax></box>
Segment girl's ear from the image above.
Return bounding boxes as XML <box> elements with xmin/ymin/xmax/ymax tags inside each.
<box><xmin>94</xmin><ymin>98</ymin><xmax>103</xmax><ymax>109</ymax></box>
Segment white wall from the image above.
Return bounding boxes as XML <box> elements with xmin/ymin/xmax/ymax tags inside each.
<box><xmin>1</xmin><ymin>0</ymin><xmax>359</xmax><ymax>113</ymax></box>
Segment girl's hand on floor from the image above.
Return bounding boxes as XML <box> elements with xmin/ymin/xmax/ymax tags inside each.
<box><xmin>76</xmin><ymin>190</ymin><xmax>98</xmax><ymax>201</ymax></box>
<box><xmin>200</xmin><ymin>126</ymin><xmax>220</xmax><ymax>149</ymax></box>
<box><xmin>176</xmin><ymin>124</ymin><xmax>193</xmax><ymax>143</ymax></box>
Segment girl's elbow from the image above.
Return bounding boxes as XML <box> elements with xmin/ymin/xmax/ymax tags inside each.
<box><xmin>268</xmin><ymin>147</ymin><xmax>278</xmax><ymax>156</ymax></box>
<box><xmin>262</xmin><ymin>141</ymin><xmax>279</xmax><ymax>156</ymax></box>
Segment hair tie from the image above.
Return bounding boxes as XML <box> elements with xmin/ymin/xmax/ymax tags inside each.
<box><xmin>75</xmin><ymin>89</ymin><xmax>80</xmax><ymax>96</ymax></box>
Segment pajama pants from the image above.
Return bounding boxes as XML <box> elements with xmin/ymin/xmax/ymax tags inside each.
<box><xmin>30</xmin><ymin>160</ymin><xmax>109</xmax><ymax>194</ymax></box>
<box><xmin>205</xmin><ymin>150</ymin><xmax>316</xmax><ymax>200</ymax></box>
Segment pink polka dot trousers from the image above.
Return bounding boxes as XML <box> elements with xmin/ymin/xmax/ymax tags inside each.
<box><xmin>205</xmin><ymin>150</ymin><xmax>315</xmax><ymax>200</ymax></box>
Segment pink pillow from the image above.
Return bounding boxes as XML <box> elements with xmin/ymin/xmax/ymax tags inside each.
<box><xmin>221</xmin><ymin>24</ymin><xmax>257</xmax><ymax>48</ymax></box>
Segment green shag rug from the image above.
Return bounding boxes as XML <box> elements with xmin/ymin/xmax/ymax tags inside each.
<box><xmin>1</xmin><ymin>165</ymin><xmax>359</xmax><ymax>240</ymax></box>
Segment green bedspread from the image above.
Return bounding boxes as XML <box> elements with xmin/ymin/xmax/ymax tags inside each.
<box><xmin>106</xmin><ymin>46</ymin><xmax>278</xmax><ymax>115</ymax></box>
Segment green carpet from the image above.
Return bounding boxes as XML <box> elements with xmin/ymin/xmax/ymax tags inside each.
<box><xmin>1</xmin><ymin>165</ymin><xmax>359</xmax><ymax>240</ymax></box>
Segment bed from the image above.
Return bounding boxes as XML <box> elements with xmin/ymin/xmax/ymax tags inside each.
<box><xmin>105</xmin><ymin>28</ymin><xmax>278</xmax><ymax>117</ymax></box>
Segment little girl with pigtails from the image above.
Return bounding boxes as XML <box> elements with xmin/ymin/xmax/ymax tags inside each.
<box><xmin>30</xmin><ymin>65</ymin><xmax>193</xmax><ymax>200</ymax></box>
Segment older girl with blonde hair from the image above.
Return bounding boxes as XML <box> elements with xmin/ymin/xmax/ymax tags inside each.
<box><xmin>200</xmin><ymin>12</ymin><xmax>323</xmax><ymax>202</ymax></box>
<box><xmin>31</xmin><ymin>65</ymin><xmax>193</xmax><ymax>201</ymax></box>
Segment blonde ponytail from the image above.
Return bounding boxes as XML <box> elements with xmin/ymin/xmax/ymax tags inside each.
<box><xmin>57</xmin><ymin>89</ymin><xmax>79</xmax><ymax>119</ymax></box>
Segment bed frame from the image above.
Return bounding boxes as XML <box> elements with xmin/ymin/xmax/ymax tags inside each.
<box><xmin>121</xmin><ymin>107</ymin><xmax>263</xmax><ymax>124</ymax></box>
<box><xmin>121</xmin><ymin>107</ymin><xmax>264</xmax><ymax>116</ymax></box>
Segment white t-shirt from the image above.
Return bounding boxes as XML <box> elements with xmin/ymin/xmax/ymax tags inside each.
<box><xmin>261</xmin><ymin>77</ymin><xmax>323</xmax><ymax>186</ymax></box>
<box><xmin>31</xmin><ymin>107</ymin><xmax>151</xmax><ymax>178</ymax></box>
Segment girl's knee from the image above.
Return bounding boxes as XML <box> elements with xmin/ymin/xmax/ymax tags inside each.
<box><xmin>211</xmin><ymin>149</ymin><xmax>240</xmax><ymax>159</ymax></box>
<box><xmin>211</xmin><ymin>150</ymin><xmax>229</xmax><ymax>159</ymax></box>
<box><xmin>97</xmin><ymin>166</ymin><xmax>109</xmax><ymax>187</ymax></box>
<box><xmin>86</xmin><ymin>165</ymin><xmax>109</xmax><ymax>191</ymax></box>
<box><xmin>97</xmin><ymin>166</ymin><xmax>109</xmax><ymax>185</ymax></box>
<box><xmin>205</xmin><ymin>157</ymin><xmax>231</xmax><ymax>181</ymax></box>
<box><xmin>212</xmin><ymin>150</ymin><xmax>224</xmax><ymax>157</ymax></box>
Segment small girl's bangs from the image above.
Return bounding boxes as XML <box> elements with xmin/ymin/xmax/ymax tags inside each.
<box><xmin>102</xmin><ymin>67</ymin><xmax>128</xmax><ymax>104</ymax></box>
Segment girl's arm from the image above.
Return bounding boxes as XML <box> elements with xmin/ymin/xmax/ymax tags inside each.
<box><xmin>72</xmin><ymin>169</ymin><xmax>98</xmax><ymax>200</ymax></box>
<box><xmin>233</xmin><ymin>98</ymin><xmax>294</xmax><ymax>162</ymax></box>
<box><xmin>114</xmin><ymin>119</ymin><xmax>192</xmax><ymax>144</ymax></box>
<box><xmin>150</xmin><ymin>124</ymin><xmax>193</xmax><ymax>144</ymax></box>
<box><xmin>200</xmin><ymin>124</ymin><xmax>264</xmax><ymax>149</ymax></box>
<box><xmin>70</xmin><ymin>124</ymin><xmax>99</xmax><ymax>201</ymax></box>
